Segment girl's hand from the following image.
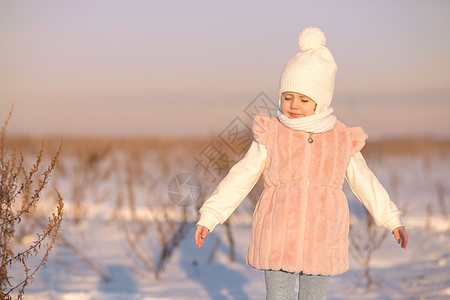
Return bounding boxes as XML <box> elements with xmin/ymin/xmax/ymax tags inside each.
<box><xmin>195</xmin><ymin>225</ymin><xmax>209</xmax><ymax>248</ymax></box>
<box><xmin>393</xmin><ymin>226</ymin><xmax>408</xmax><ymax>249</ymax></box>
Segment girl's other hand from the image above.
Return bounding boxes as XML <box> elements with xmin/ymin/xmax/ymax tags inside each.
<box><xmin>195</xmin><ymin>225</ymin><xmax>209</xmax><ymax>248</ymax></box>
<box><xmin>393</xmin><ymin>226</ymin><xmax>408</xmax><ymax>249</ymax></box>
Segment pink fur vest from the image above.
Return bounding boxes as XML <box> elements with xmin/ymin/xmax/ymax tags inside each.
<box><xmin>246</xmin><ymin>113</ymin><xmax>368</xmax><ymax>275</ymax></box>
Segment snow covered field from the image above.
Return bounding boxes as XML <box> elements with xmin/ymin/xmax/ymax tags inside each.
<box><xmin>7</xmin><ymin>138</ymin><xmax>450</xmax><ymax>299</ymax></box>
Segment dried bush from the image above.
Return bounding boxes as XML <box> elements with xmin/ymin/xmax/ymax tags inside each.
<box><xmin>0</xmin><ymin>109</ymin><xmax>64</xmax><ymax>299</ymax></box>
<box><xmin>349</xmin><ymin>208</ymin><xmax>389</xmax><ymax>291</ymax></box>
<box><xmin>348</xmin><ymin>170</ymin><xmax>407</xmax><ymax>291</ymax></box>
<box><xmin>435</xmin><ymin>181</ymin><xmax>449</xmax><ymax>232</ymax></box>
<box><xmin>65</xmin><ymin>138</ymin><xmax>113</xmax><ymax>224</ymax></box>
<box><xmin>118</xmin><ymin>143</ymin><xmax>191</xmax><ymax>280</ymax></box>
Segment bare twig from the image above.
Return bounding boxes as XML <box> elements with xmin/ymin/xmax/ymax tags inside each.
<box><xmin>1</xmin><ymin>108</ymin><xmax>64</xmax><ymax>299</ymax></box>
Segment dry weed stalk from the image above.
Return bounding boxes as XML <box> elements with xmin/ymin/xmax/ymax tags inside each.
<box><xmin>67</xmin><ymin>140</ymin><xmax>113</xmax><ymax>224</ymax></box>
<box><xmin>120</xmin><ymin>201</ymin><xmax>190</xmax><ymax>280</ymax></box>
<box><xmin>424</xmin><ymin>202</ymin><xmax>433</xmax><ymax>231</ymax></box>
<box><xmin>0</xmin><ymin>109</ymin><xmax>64</xmax><ymax>299</ymax></box>
<box><xmin>54</xmin><ymin>231</ymin><xmax>111</xmax><ymax>283</ymax></box>
<box><xmin>349</xmin><ymin>170</ymin><xmax>407</xmax><ymax>291</ymax></box>
<box><xmin>154</xmin><ymin>207</ymin><xmax>189</xmax><ymax>278</ymax></box>
<box><xmin>119</xmin><ymin>147</ymin><xmax>191</xmax><ymax>280</ymax></box>
<box><xmin>436</xmin><ymin>181</ymin><xmax>449</xmax><ymax>232</ymax></box>
<box><xmin>349</xmin><ymin>208</ymin><xmax>389</xmax><ymax>291</ymax></box>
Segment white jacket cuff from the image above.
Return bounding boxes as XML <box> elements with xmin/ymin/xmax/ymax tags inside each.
<box><xmin>197</xmin><ymin>212</ymin><xmax>221</xmax><ymax>232</ymax></box>
<box><xmin>383</xmin><ymin>217</ymin><xmax>405</xmax><ymax>232</ymax></box>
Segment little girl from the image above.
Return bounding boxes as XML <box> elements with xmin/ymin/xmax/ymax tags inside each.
<box><xmin>194</xmin><ymin>27</ymin><xmax>408</xmax><ymax>300</ymax></box>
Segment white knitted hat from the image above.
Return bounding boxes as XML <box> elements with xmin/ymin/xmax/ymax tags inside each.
<box><xmin>279</xmin><ymin>27</ymin><xmax>337</xmax><ymax>113</ymax></box>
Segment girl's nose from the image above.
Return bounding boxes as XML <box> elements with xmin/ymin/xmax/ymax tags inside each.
<box><xmin>291</xmin><ymin>98</ymin><xmax>301</xmax><ymax>109</ymax></box>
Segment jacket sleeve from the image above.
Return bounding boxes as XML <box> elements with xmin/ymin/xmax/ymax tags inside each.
<box><xmin>345</xmin><ymin>151</ymin><xmax>404</xmax><ymax>232</ymax></box>
<box><xmin>197</xmin><ymin>140</ymin><xmax>267</xmax><ymax>232</ymax></box>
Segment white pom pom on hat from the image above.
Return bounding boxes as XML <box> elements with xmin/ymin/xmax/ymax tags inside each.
<box><xmin>279</xmin><ymin>26</ymin><xmax>337</xmax><ymax>114</ymax></box>
<box><xmin>298</xmin><ymin>27</ymin><xmax>327</xmax><ymax>52</ymax></box>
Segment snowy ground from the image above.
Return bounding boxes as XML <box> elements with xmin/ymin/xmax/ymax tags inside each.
<box><xmin>14</xmin><ymin>220</ymin><xmax>450</xmax><ymax>300</ymax></box>
<box><xmin>7</xmin><ymin>140</ymin><xmax>450</xmax><ymax>300</ymax></box>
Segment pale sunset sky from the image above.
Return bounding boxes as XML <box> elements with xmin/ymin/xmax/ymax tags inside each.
<box><xmin>1</xmin><ymin>0</ymin><xmax>449</xmax><ymax>139</ymax></box>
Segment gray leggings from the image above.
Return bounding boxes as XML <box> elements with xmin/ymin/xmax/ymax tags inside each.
<box><xmin>265</xmin><ymin>270</ymin><xmax>330</xmax><ymax>300</ymax></box>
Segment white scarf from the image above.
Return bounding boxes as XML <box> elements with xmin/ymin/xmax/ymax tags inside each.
<box><xmin>276</xmin><ymin>107</ymin><xmax>337</xmax><ymax>133</ymax></box>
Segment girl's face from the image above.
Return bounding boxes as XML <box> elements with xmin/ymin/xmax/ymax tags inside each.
<box><xmin>281</xmin><ymin>92</ymin><xmax>317</xmax><ymax>118</ymax></box>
